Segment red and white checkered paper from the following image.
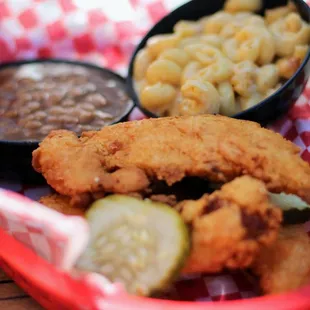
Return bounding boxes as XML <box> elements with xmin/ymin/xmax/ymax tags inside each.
<box><xmin>0</xmin><ymin>0</ymin><xmax>310</xmax><ymax>309</ymax></box>
<box><xmin>0</xmin><ymin>0</ymin><xmax>188</xmax><ymax>75</ymax></box>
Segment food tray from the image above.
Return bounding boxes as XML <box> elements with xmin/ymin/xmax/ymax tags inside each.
<box><xmin>0</xmin><ymin>0</ymin><xmax>310</xmax><ymax>309</ymax></box>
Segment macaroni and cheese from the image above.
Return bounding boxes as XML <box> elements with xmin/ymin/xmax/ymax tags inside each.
<box><xmin>133</xmin><ymin>0</ymin><xmax>310</xmax><ymax>117</ymax></box>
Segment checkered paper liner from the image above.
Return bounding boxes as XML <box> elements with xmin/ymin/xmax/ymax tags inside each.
<box><xmin>0</xmin><ymin>0</ymin><xmax>309</xmax><ymax>309</ymax></box>
<box><xmin>0</xmin><ymin>189</ymin><xmax>89</xmax><ymax>270</ymax></box>
<box><xmin>0</xmin><ymin>0</ymin><xmax>189</xmax><ymax>75</ymax></box>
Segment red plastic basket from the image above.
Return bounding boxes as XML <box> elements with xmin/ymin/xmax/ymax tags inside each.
<box><xmin>1</xmin><ymin>225</ymin><xmax>310</xmax><ymax>310</ymax></box>
<box><xmin>0</xmin><ymin>0</ymin><xmax>310</xmax><ymax>309</ymax></box>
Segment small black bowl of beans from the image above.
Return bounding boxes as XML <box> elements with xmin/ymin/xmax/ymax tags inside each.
<box><xmin>0</xmin><ymin>59</ymin><xmax>134</xmax><ymax>183</ymax></box>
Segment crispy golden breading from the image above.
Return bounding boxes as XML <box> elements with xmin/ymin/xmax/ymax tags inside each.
<box><xmin>39</xmin><ymin>177</ymin><xmax>282</xmax><ymax>275</ymax></box>
<box><xmin>32</xmin><ymin>115</ymin><xmax>310</xmax><ymax>206</ymax></box>
<box><xmin>177</xmin><ymin>176</ymin><xmax>282</xmax><ymax>274</ymax></box>
<box><xmin>39</xmin><ymin>194</ymin><xmax>86</xmax><ymax>216</ymax></box>
<box><xmin>252</xmin><ymin>225</ymin><xmax>310</xmax><ymax>294</ymax></box>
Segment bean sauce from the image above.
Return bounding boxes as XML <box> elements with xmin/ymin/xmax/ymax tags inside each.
<box><xmin>0</xmin><ymin>62</ymin><xmax>133</xmax><ymax>141</ymax></box>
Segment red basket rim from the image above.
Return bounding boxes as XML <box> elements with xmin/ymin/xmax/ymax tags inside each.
<box><xmin>1</xmin><ymin>227</ymin><xmax>310</xmax><ymax>310</ymax></box>
<box><xmin>104</xmin><ymin>287</ymin><xmax>310</xmax><ymax>310</ymax></box>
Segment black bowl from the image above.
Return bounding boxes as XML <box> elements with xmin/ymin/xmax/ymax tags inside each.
<box><xmin>127</xmin><ymin>0</ymin><xmax>310</xmax><ymax>125</ymax></box>
<box><xmin>0</xmin><ymin>59</ymin><xmax>134</xmax><ymax>184</ymax></box>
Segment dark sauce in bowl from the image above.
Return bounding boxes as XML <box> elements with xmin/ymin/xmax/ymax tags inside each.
<box><xmin>0</xmin><ymin>61</ymin><xmax>133</xmax><ymax>141</ymax></box>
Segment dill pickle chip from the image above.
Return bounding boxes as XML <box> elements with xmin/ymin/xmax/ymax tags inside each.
<box><xmin>76</xmin><ymin>195</ymin><xmax>190</xmax><ymax>296</ymax></box>
<box><xmin>269</xmin><ymin>192</ymin><xmax>310</xmax><ymax>224</ymax></box>
<box><xmin>269</xmin><ymin>192</ymin><xmax>310</xmax><ymax>211</ymax></box>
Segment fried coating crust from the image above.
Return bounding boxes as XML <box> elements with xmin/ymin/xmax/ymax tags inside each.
<box><xmin>252</xmin><ymin>225</ymin><xmax>310</xmax><ymax>294</ymax></box>
<box><xmin>39</xmin><ymin>177</ymin><xmax>282</xmax><ymax>275</ymax></box>
<box><xmin>176</xmin><ymin>176</ymin><xmax>282</xmax><ymax>274</ymax></box>
<box><xmin>32</xmin><ymin>115</ymin><xmax>310</xmax><ymax>205</ymax></box>
<box><xmin>39</xmin><ymin>194</ymin><xmax>86</xmax><ymax>216</ymax></box>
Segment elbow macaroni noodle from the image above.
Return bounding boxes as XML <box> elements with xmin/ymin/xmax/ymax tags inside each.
<box><xmin>181</xmin><ymin>61</ymin><xmax>202</xmax><ymax>85</ymax></box>
<box><xmin>218</xmin><ymin>82</ymin><xmax>237</xmax><ymax>116</ymax></box>
<box><xmin>197</xmin><ymin>56</ymin><xmax>234</xmax><ymax>84</ymax></box>
<box><xmin>270</xmin><ymin>13</ymin><xmax>310</xmax><ymax>57</ymax></box>
<box><xmin>146</xmin><ymin>59</ymin><xmax>182</xmax><ymax>85</ymax></box>
<box><xmin>180</xmin><ymin>79</ymin><xmax>221</xmax><ymax>115</ymax></box>
<box><xmin>224</xmin><ymin>0</ymin><xmax>262</xmax><ymax>13</ymax></box>
<box><xmin>140</xmin><ymin>83</ymin><xmax>177</xmax><ymax>114</ymax></box>
<box><xmin>231</xmin><ymin>61</ymin><xmax>258</xmax><ymax>97</ymax></box>
<box><xmin>133</xmin><ymin>0</ymin><xmax>310</xmax><ymax>117</ymax></box>
<box><xmin>159</xmin><ymin>48</ymin><xmax>190</xmax><ymax>68</ymax></box>
<box><xmin>256</xmin><ymin>64</ymin><xmax>279</xmax><ymax>93</ymax></box>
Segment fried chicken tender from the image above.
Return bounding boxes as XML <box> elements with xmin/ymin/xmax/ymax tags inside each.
<box><xmin>39</xmin><ymin>176</ymin><xmax>282</xmax><ymax>275</ymax></box>
<box><xmin>32</xmin><ymin>115</ymin><xmax>310</xmax><ymax>206</ymax></box>
<box><xmin>39</xmin><ymin>194</ymin><xmax>86</xmax><ymax>216</ymax></box>
<box><xmin>176</xmin><ymin>176</ymin><xmax>282</xmax><ymax>274</ymax></box>
<box><xmin>252</xmin><ymin>225</ymin><xmax>310</xmax><ymax>294</ymax></box>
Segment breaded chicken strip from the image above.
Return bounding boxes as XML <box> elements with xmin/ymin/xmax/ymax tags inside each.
<box><xmin>39</xmin><ymin>176</ymin><xmax>281</xmax><ymax>274</ymax></box>
<box><xmin>32</xmin><ymin>115</ymin><xmax>310</xmax><ymax>206</ymax></box>
<box><xmin>177</xmin><ymin>176</ymin><xmax>282</xmax><ymax>274</ymax></box>
<box><xmin>39</xmin><ymin>194</ymin><xmax>86</xmax><ymax>216</ymax></box>
<box><xmin>252</xmin><ymin>225</ymin><xmax>310</xmax><ymax>294</ymax></box>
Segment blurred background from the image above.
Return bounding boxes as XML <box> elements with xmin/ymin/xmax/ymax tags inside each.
<box><xmin>0</xmin><ymin>0</ymin><xmax>188</xmax><ymax>75</ymax></box>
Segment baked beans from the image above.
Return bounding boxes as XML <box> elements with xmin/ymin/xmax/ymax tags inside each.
<box><xmin>0</xmin><ymin>62</ymin><xmax>132</xmax><ymax>141</ymax></box>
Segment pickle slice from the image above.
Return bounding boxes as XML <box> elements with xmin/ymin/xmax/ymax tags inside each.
<box><xmin>269</xmin><ymin>192</ymin><xmax>310</xmax><ymax>224</ymax></box>
<box><xmin>76</xmin><ymin>195</ymin><xmax>190</xmax><ymax>296</ymax></box>
<box><xmin>269</xmin><ymin>192</ymin><xmax>310</xmax><ymax>211</ymax></box>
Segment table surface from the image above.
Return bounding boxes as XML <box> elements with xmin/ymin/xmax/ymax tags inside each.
<box><xmin>0</xmin><ymin>269</ymin><xmax>42</xmax><ymax>310</ymax></box>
